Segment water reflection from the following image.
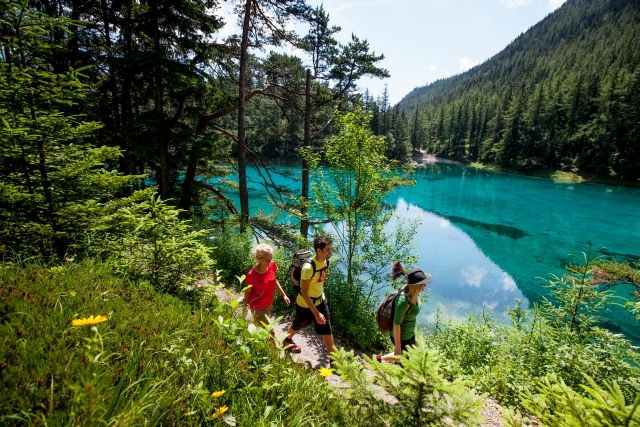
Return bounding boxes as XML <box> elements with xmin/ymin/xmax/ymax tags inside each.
<box><xmin>391</xmin><ymin>199</ymin><xmax>528</xmax><ymax>325</ymax></box>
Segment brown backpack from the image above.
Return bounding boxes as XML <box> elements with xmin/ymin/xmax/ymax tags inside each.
<box><xmin>376</xmin><ymin>285</ymin><xmax>412</xmax><ymax>332</ymax></box>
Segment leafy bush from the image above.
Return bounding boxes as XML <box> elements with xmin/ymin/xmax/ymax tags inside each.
<box><xmin>324</xmin><ymin>270</ymin><xmax>387</xmax><ymax>350</ymax></box>
<box><xmin>207</xmin><ymin>220</ymin><xmax>253</xmax><ymax>286</ymax></box>
<box><xmin>92</xmin><ymin>190</ymin><xmax>213</xmax><ymax>296</ymax></box>
<box><xmin>421</xmin><ymin>249</ymin><xmax>640</xmax><ymax>408</ymax></box>
<box><xmin>503</xmin><ymin>374</ymin><xmax>640</xmax><ymax>426</ymax></box>
<box><xmin>332</xmin><ymin>345</ymin><xmax>483</xmax><ymax>426</ymax></box>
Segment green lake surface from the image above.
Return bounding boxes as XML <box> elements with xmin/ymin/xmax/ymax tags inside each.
<box><xmin>225</xmin><ymin>163</ymin><xmax>640</xmax><ymax>342</ymax></box>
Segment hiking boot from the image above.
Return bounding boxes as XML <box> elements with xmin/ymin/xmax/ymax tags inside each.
<box><xmin>283</xmin><ymin>337</ymin><xmax>301</xmax><ymax>354</ymax></box>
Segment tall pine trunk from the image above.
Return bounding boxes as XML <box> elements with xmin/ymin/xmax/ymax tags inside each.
<box><xmin>151</xmin><ymin>2</ymin><xmax>169</xmax><ymax>197</ymax></box>
<box><xmin>237</xmin><ymin>0</ymin><xmax>252</xmax><ymax>230</ymax></box>
<box><xmin>300</xmin><ymin>69</ymin><xmax>312</xmax><ymax>238</ymax></box>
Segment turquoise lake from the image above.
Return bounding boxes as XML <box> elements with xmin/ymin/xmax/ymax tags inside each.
<box><xmin>225</xmin><ymin>163</ymin><xmax>640</xmax><ymax>342</ymax></box>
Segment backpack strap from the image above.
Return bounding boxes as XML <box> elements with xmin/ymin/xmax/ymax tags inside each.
<box><xmin>299</xmin><ymin>258</ymin><xmax>327</xmax><ymax>304</ymax></box>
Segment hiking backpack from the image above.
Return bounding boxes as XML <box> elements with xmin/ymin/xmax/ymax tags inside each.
<box><xmin>287</xmin><ymin>248</ymin><xmax>329</xmax><ymax>294</ymax></box>
<box><xmin>376</xmin><ymin>286</ymin><xmax>411</xmax><ymax>332</ymax></box>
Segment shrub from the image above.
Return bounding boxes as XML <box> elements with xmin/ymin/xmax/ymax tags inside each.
<box><xmin>332</xmin><ymin>345</ymin><xmax>483</xmax><ymax>426</ymax></box>
<box><xmin>505</xmin><ymin>374</ymin><xmax>640</xmax><ymax>427</ymax></box>
<box><xmin>207</xmin><ymin>220</ymin><xmax>253</xmax><ymax>286</ymax></box>
<box><xmin>92</xmin><ymin>190</ymin><xmax>213</xmax><ymax>296</ymax></box>
<box><xmin>324</xmin><ymin>270</ymin><xmax>387</xmax><ymax>350</ymax></box>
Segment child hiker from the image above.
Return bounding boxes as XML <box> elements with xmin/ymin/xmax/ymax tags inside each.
<box><xmin>243</xmin><ymin>243</ymin><xmax>290</xmax><ymax>327</ymax></box>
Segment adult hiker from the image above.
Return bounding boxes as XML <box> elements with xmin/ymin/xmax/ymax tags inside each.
<box><xmin>374</xmin><ymin>264</ymin><xmax>432</xmax><ymax>363</ymax></box>
<box><xmin>283</xmin><ymin>236</ymin><xmax>334</xmax><ymax>355</ymax></box>
<box><xmin>243</xmin><ymin>243</ymin><xmax>290</xmax><ymax>327</ymax></box>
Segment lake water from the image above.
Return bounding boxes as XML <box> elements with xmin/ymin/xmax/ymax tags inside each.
<box><xmin>226</xmin><ymin>163</ymin><xmax>640</xmax><ymax>342</ymax></box>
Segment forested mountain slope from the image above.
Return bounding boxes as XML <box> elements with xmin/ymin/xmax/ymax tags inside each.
<box><xmin>398</xmin><ymin>0</ymin><xmax>640</xmax><ymax>180</ymax></box>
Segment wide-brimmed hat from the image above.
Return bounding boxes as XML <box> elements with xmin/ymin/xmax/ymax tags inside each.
<box><xmin>406</xmin><ymin>269</ymin><xmax>432</xmax><ymax>286</ymax></box>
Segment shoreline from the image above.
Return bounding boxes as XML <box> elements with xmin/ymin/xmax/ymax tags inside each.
<box><xmin>410</xmin><ymin>152</ymin><xmax>640</xmax><ymax>188</ymax></box>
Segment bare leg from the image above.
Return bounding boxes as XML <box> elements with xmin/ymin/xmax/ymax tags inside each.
<box><xmin>322</xmin><ymin>334</ymin><xmax>334</xmax><ymax>354</ymax></box>
<box><xmin>286</xmin><ymin>324</ymin><xmax>297</xmax><ymax>339</ymax></box>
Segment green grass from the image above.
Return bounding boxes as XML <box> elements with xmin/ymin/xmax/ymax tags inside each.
<box><xmin>550</xmin><ymin>170</ymin><xmax>586</xmax><ymax>184</ymax></box>
<box><xmin>0</xmin><ymin>259</ymin><xmax>351</xmax><ymax>426</ymax></box>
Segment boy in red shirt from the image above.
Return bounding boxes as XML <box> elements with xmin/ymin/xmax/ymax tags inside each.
<box><xmin>243</xmin><ymin>243</ymin><xmax>290</xmax><ymax>327</ymax></box>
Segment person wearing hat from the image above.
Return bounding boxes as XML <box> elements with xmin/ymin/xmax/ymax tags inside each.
<box><xmin>375</xmin><ymin>263</ymin><xmax>432</xmax><ymax>363</ymax></box>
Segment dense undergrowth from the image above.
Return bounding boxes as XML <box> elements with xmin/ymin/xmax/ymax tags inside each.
<box><xmin>3</xmin><ymin>253</ymin><xmax>640</xmax><ymax>426</ymax></box>
<box><xmin>0</xmin><ymin>260</ymin><xmax>351</xmax><ymax>425</ymax></box>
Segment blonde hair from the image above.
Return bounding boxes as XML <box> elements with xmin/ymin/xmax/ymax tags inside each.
<box><xmin>404</xmin><ymin>283</ymin><xmax>425</xmax><ymax>304</ymax></box>
<box><xmin>253</xmin><ymin>243</ymin><xmax>273</xmax><ymax>262</ymax></box>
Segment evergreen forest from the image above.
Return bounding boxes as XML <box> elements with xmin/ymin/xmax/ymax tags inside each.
<box><xmin>395</xmin><ymin>0</ymin><xmax>640</xmax><ymax>180</ymax></box>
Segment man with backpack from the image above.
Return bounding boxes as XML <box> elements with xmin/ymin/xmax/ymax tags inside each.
<box><xmin>282</xmin><ymin>236</ymin><xmax>334</xmax><ymax>356</ymax></box>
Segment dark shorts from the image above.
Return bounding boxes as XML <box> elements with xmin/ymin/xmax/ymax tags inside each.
<box><xmin>390</xmin><ymin>334</ymin><xmax>416</xmax><ymax>352</ymax></box>
<box><xmin>291</xmin><ymin>300</ymin><xmax>332</xmax><ymax>335</ymax></box>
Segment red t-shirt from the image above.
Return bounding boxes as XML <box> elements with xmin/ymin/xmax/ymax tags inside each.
<box><xmin>245</xmin><ymin>261</ymin><xmax>278</xmax><ymax>310</ymax></box>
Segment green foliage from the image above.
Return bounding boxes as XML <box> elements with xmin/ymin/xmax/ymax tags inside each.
<box><xmin>332</xmin><ymin>345</ymin><xmax>483</xmax><ymax>426</ymax></box>
<box><xmin>510</xmin><ymin>374</ymin><xmax>640</xmax><ymax>427</ymax></box>
<box><xmin>0</xmin><ymin>259</ymin><xmax>352</xmax><ymax>426</ymax></box>
<box><xmin>313</xmin><ymin>108</ymin><xmax>414</xmax><ymax>297</ymax></box>
<box><xmin>207</xmin><ymin>220</ymin><xmax>253</xmax><ymax>286</ymax></box>
<box><xmin>310</xmin><ymin>108</ymin><xmax>417</xmax><ymax>349</ymax></box>
<box><xmin>592</xmin><ymin>259</ymin><xmax>640</xmax><ymax>320</ymax></box>
<box><xmin>324</xmin><ymin>270</ymin><xmax>387</xmax><ymax>349</ymax></box>
<box><xmin>422</xmin><ymin>254</ymin><xmax>640</xmax><ymax>407</ymax></box>
<box><xmin>0</xmin><ymin>3</ymin><xmax>136</xmax><ymax>259</ymax></box>
<box><xmin>93</xmin><ymin>190</ymin><xmax>213</xmax><ymax>296</ymax></box>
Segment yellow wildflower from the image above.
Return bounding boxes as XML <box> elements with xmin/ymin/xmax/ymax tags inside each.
<box><xmin>71</xmin><ymin>315</ymin><xmax>108</xmax><ymax>326</ymax></box>
<box><xmin>211</xmin><ymin>389</ymin><xmax>226</xmax><ymax>398</ymax></box>
<box><xmin>210</xmin><ymin>405</ymin><xmax>228</xmax><ymax>419</ymax></box>
<box><xmin>319</xmin><ymin>367</ymin><xmax>333</xmax><ymax>377</ymax></box>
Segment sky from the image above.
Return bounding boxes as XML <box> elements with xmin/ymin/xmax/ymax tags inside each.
<box><xmin>301</xmin><ymin>0</ymin><xmax>568</xmax><ymax>104</ymax></box>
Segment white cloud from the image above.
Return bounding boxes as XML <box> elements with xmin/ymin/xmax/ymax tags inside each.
<box><xmin>426</xmin><ymin>64</ymin><xmax>438</xmax><ymax>72</ymax></box>
<box><xmin>502</xmin><ymin>273</ymin><xmax>517</xmax><ymax>291</ymax></box>
<box><xmin>461</xmin><ymin>265</ymin><xmax>487</xmax><ymax>288</ymax></box>
<box><xmin>548</xmin><ymin>0</ymin><xmax>567</xmax><ymax>11</ymax></box>
<box><xmin>216</xmin><ymin>3</ymin><xmax>239</xmax><ymax>40</ymax></box>
<box><xmin>502</xmin><ymin>0</ymin><xmax>533</xmax><ymax>9</ymax></box>
<box><xmin>458</xmin><ymin>56</ymin><xmax>479</xmax><ymax>72</ymax></box>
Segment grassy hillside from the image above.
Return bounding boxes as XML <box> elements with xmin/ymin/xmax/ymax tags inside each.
<box><xmin>0</xmin><ymin>260</ymin><xmax>351</xmax><ymax>425</ymax></box>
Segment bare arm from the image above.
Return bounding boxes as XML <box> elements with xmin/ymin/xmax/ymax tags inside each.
<box><xmin>393</xmin><ymin>323</ymin><xmax>402</xmax><ymax>355</ymax></box>
<box><xmin>243</xmin><ymin>285</ymin><xmax>252</xmax><ymax>305</ymax></box>
<box><xmin>275</xmin><ymin>279</ymin><xmax>290</xmax><ymax>305</ymax></box>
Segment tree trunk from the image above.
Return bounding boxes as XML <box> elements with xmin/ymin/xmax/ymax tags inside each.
<box><xmin>180</xmin><ymin>136</ymin><xmax>201</xmax><ymax>211</ymax></box>
<box><xmin>237</xmin><ymin>0</ymin><xmax>253</xmax><ymax>230</ymax></box>
<box><xmin>151</xmin><ymin>1</ymin><xmax>169</xmax><ymax>197</ymax></box>
<box><xmin>300</xmin><ymin>69</ymin><xmax>312</xmax><ymax>238</ymax></box>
